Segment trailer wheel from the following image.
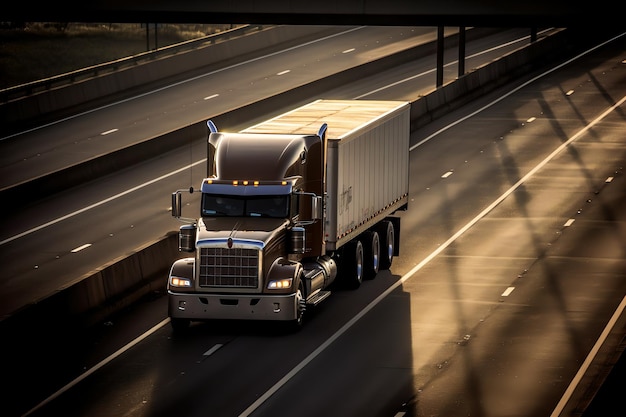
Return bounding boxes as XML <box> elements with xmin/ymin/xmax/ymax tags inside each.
<box><xmin>362</xmin><ymin>231</ymin><xmax>380</xmax><ymax>280</ymax></box>
<box><xmin>342</xmin><ymin>240</ymin><xmax>364</xmax><ymax>289</ymax></box>
<box><xmin>377</xmin><ymin>220</ymin><xmax>395</xmax><ymax>270</ymax></box>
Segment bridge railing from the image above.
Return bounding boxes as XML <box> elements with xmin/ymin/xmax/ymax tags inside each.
<box><xmin>0</xmin><ymin>24</ymin><xmax>266</xmax><ymax>103</ymax></box>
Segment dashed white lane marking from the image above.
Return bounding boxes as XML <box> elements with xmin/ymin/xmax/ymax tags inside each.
<box><xmin>342</xmin><ymin>48</ymin><xmax>355</xmax><ymax>53</ymax></box>
<box><xmin>71</xmin><ymin>243</ymin><xmax>92</xmax><ymax>253</ymax></box>
<box><xmin>441</xmin><ymin>171</ymin><xmax>453</xmax><ymax>178</ymax></box>
<box><xmin>564</xmin><ymin>219</ymin><xmax>575</xmax><ymax>227</ymax></box>
<box><xmin>204</xmin><ymin>93</ymin><xmax>219</xmax><ymax>100</ymax></box>
<box><xmin>204</xmin><ymin>344</ymin><xmax>224</xmax><ymax>356</ymax></box>
<box><xmin>501</xmin><ymin>287</ymin><xmax>515</xmax><ymax>297</ymax></box>
<box><xmin>606</xmin><ymin>176</ymin><xmax>614</xmax><ymax>183</ymax></box>
<box><xmin>276</xmin><ymin>70</ymin><xmax>291</xmax><ymax>76</ymax></box>
<box><xmin>100</xmin><ymin>128</ymin><xmax>118</xmax><ymax>135</ymax></box>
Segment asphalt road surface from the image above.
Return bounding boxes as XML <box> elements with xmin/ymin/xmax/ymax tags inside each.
<box><xmin>2</xmin><ymin>28</ymin><xmax>624</xmax><ymax>417</ymax></box>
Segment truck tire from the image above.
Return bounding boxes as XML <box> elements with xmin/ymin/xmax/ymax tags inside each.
<box><xmin>377</xmin><ymin>220</ymin><xmax>395</xmax><ymax>270</ymax></box>
<box><xmin>342</xmin><ymin>239</ymin><xmax>364</xmax><ymax>289</ymax></box>
<box><xmin>362</xmin><ymin>231</ymin><xmax>380</xmax><ymax>280</ymax></box>
<box><xmin>286</xmin><ymin>277</ymin><xmax>306</xmax><ymax>332</ymax></box>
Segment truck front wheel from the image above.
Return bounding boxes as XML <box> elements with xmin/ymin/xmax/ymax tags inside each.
<box><xmin>286</xmin><ymin>277</ymin><xmax>306</xmax><ymax>332</ymax></box>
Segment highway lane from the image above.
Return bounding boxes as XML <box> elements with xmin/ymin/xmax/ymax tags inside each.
<box><xmin>0</xmin><ymin>27</ymin><xmax>541</xmax><ymax>321</ymax></box>
<box><xmin>0</xmin><ymin>25</ymin><xmax>448</xmax><ymax>192</ymax></box>
<box><xmin>13</xmin><ymin>32</ymin><xmax>626</xmax><ymax>417</ymax></box>
<box><xmin>1</xmin><ymin>24</ymin><xmax>437</xmax><ymax>318</ymax></box>
<box><xmin>1</xmin><ymin>27</ymin><xmax>549</xmax><ymax>417</ymax></box>
<box><xmin>237</xmin><ymin>37</ymin><xmax>626</xmax><ymax>417</ymax></box>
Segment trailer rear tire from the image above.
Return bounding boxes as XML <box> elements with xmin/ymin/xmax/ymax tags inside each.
<box><xmin>362</xmin><ymin>231</ymin><xmax>380</xmax><ymax>280</ymax></box>
<box><xmin>377</xmin><ymin>220</ymin><xmax>395</xmax><ymax>270</ymax></box>
<box><xmin>342</xmin><ymin>240</ymin><xmax>364</xmax><ymax>289</ymax></box>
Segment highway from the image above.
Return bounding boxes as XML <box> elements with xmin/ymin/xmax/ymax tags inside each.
<box><xmin>0</xmin><ymin>26</ymin><xmax>540</xmax><ymax>320</ymax></box>
<box><xmin>1</xmin><ymin>27</ymin><xmax>624</xmax><ymax>417</ymax></box>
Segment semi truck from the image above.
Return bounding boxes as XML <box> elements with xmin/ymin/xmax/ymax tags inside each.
<box><xmin>168</xmin><ymin>99</ymin><xmax>410</xmax><ymax>331</ymax></box>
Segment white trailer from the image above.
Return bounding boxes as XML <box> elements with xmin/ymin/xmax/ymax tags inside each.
<box><xmin>242</xmin><ymin>99</ymin><xmax>410</xmax><ymax>252</ymax></box>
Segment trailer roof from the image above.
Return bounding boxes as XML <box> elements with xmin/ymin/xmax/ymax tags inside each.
<box><xmin>241</xmin><ymin>99</ymin><xmax>408</xmax><ymax>139</ymax></box>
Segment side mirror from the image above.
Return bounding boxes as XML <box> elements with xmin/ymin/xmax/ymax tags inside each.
<box><xmin>172</xmin><ymin>187</ymin><xmax>194</xmax><ymax>218</ymax></box>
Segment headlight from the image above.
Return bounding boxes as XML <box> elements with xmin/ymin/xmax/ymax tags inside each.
<box><xmin>267</xmin><ymin>278</ymin><xmax>293</xmax><ymax>289</ymax></box>
<box><xmin>169</xmin><ymin>276</ymin><xmax>192</xmax><ymax>287</ymax></box>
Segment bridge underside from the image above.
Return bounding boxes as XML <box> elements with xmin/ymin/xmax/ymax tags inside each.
<box><xmin>6</xmin><ymin>1</ymin><xmax>619</xmax><ymax>27</ymax></box>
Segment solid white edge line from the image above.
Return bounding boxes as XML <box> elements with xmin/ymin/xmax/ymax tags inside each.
<box><xmin>550</xmin><ymin>296</ymin><xmax>626</xmax><ymax>417</ymax></box>
<box><xmin>23</xmin><ymin>318</ymin><xmax>171</xmax><ymax>417</ymax></box>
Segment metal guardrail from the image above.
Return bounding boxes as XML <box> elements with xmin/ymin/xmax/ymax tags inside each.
<box><xmin>0</xmin><ymin>24</ymin><xmax>267</xmax><ymax>103</ymax></box>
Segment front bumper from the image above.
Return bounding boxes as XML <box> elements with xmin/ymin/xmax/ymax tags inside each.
<box><xmin>168</xmin><ymin>291</ymin><xmax>298</xmax><ymax>322</ymax></box>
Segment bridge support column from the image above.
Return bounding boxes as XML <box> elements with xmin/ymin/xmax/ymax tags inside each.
<box><xmin>436</xmin><ymin>26</ymin><xmax>444</xmax><ymax>87</ymax></box>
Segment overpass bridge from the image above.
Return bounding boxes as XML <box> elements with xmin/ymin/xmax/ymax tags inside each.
<box><xmin>6</xmin><ymin>1</ymin><xmax>621</xmax><ymax>96</ymax></box>
<box><xmin>6</xmin><ymin>0</ymin><xmax>621</xmax><ymax>27</ymax></box>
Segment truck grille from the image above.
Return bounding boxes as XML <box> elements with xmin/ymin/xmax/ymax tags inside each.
<box><xmin>199</xmin><ymin>247</ymin><xmax>259</xmax><ymax>288</ymax></box>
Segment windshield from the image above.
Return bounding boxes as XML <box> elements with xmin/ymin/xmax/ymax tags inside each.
<box><xmin>202</xmin><ymin>194</ymin><xmax>290</xmax><ymax>218</ymax></box>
